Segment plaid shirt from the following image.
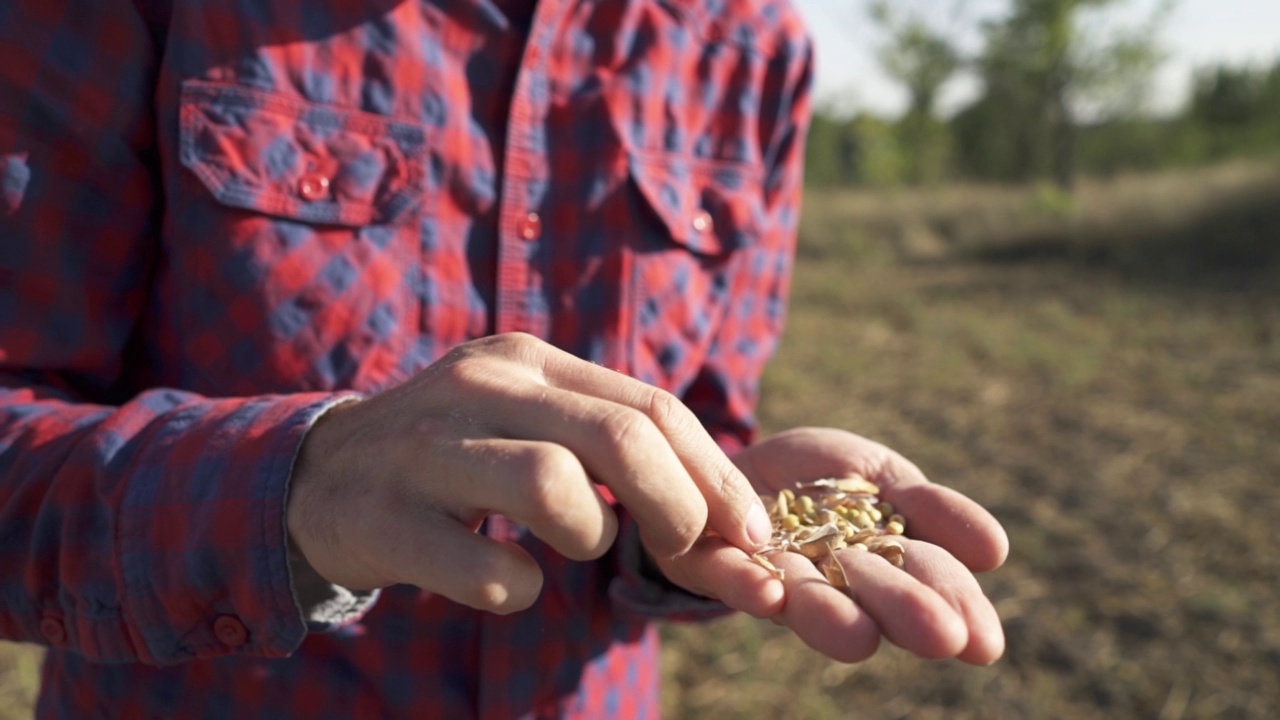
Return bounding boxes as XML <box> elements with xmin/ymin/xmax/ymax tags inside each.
<box><xmin>0</xmin><ymin>0</ymin><xmax>812</xmax><ymax>717</ymax></box>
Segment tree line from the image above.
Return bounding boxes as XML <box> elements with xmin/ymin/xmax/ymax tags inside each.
<box><xmin>805</xmin><ymin>0</ymin><xmax>1280</xmax><ymax>188</ymax></box>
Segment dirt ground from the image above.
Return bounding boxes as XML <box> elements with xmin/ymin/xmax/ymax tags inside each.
<box><xmin>661</xmin><ymin>165</ymin><xmax>1280</xmax><ymax>719</ymax></box>
<box><xmin>4</xmin><ymin>164</ymin><xmax>1279</xmax><ymax>719</ymax></box>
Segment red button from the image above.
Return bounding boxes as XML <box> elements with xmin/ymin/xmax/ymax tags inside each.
<box><xmin>518</xmin><ymin>211</ymin><xmax>542</xmax><ymax>241</ymax></box>
<box><xmin>692</xmin><ymin>208</ymin><xmax>714</xmax><ymax>234</ymax></box>
<box><xmin>39</xmin><ymin>617</ymin><xmax>67</xmax><ymax>645</ymax></box>
<box><xmin>213</xmin><ymin>615</ymin><xmax>249</xmax><ymax>648</ymax></box>
<box><xmin>298</xmin><ymin>173</ymin><xmax>330</xmax><ymax>202</ymax></box>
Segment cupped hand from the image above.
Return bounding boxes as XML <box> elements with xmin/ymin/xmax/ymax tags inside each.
<box><xmin>287</xmin><ymin>333</ymin><xmax>772</xmax><ymax>614</ymax></box>
<box><xmin>651</xmin><ymin>426</ymin><xmax>1008</xmax><ymax>665</ymax></box>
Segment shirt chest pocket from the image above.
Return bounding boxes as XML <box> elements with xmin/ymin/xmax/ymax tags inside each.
<box><xmin>170</xmin><ymin>80</ymin><xmax>430</xmax><ymax>394</ymax></box>
<box><xmin>626</xmin><ymin>149</ymin><xmax>765</xmax><ymax>392</ymax></box>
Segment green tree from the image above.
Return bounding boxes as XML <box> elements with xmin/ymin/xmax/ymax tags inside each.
<box><xmin>1185</xmin><ymin>57</ymin><xmax>1280</xmax><ymax>161</ymax></box>
<box><xmin>955</xmin><ymin>0</ymin><xmax>1170</xmax><ymax>188</ymax></box>
<box><xmin>869</xmin><ymin>1</ymin><xmax>963</xmax><ymax>184</ymax></box>
<box><xmin>870</xmin><ymin>2</ymin><xmax>962</xmax><ymax>122</ymax></box>
<box><xmin>803</xmin><ymin>110</ymin><xmax>904</xmax><ymax>188</ymax></box>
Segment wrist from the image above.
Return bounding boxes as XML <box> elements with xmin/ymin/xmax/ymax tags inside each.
<box><xmin>286</xmin><ymin>396</ymin><xmax>363</xmax><ymax>587</ymax></box>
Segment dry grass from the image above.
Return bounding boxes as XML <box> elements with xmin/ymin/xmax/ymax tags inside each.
<box><xmin>663</xmin><ymin>162</ymin><xmax>1280</xmax><ymax>719</ymax></box>
<box><xmin>3</xmin><ymin>162</ymin><xmax>1279</xmax><ymax>719</ymax></box>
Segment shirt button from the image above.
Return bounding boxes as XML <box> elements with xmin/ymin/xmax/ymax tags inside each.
<box><xmin>518</xmin><ymin>211</ymin><xmax>542</xmax><ymax>242</ymax></box>
<box><xmin>298</xmin><ymin>173</ymin><xmax>331</xmax><ymax>202</ymax></box>
<box><xmin>39</xmin><ymin>616</ymin><xmax>67</xmax><ymax>645</ymax></box>
<box><xmin>692</xmin><ymin>208</ymin><xmax>714</xmax><ymax>234</ymax></box>
<box><xmin>213</xmin><ymin>615</ymin><xmax>249</xmax><ymax>648</ymax></box>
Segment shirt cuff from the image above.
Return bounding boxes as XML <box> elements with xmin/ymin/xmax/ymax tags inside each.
<box><xmin>282</xmin><ymin>395</ymin><xmax>379</xmax><ymax>632</ymax></box>
<box><xmin>608</xmin><ymin>512</ymin><xmax>733</xmax><ymax>623</ymax></box>
<box><xmin>116</xmin><ymin>391</ymin><xmax>361</xmax><ymax>664</ymax></box>
<box><xmin>286</xmin><ymin>542</ymin><xmax>379</xmax><ymax>632</ymax></box>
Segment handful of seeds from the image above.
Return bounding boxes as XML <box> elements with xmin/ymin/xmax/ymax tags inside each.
<box><xmin>750</xmin><ymin>475</ymin><xmax>907</xmax><ymax>590</ymax></box>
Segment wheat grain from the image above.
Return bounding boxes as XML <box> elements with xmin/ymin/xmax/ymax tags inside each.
<box><xmin>752</xmin><ymin>474</ymin><xmax>909</xmax><ymax>588</ymax></box>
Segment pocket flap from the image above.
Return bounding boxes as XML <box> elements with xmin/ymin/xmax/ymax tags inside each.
<box><xmin>628</xmin><ymin>151</ymin><xmax>763</xmax><ymax>256</ymax></box>
<box><xmin>179</xmin><ymin>80</ymin><xmax>426</xmax><ymax>226</ymax></box>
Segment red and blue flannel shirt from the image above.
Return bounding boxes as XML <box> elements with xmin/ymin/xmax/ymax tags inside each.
<box><xmin>0</xmin><ymin>0</ymin><xmax>812</xmax><ymax>716</ymax></box>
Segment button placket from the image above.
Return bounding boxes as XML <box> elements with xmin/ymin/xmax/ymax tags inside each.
<box><xmin>493</xmin><ymin>0</ymin><xmax>565</xmax><ymax>338</ymax></box>
<box><xmin>518</xmin><ymin>212</ymin><xmax>542</xmax><ymax>242</ymax></box>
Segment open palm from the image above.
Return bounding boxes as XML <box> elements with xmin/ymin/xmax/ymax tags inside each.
<box><xmin>652</xmin><ymin>427</ymin><xmax>1008</xmax><ymax>664</ymax></box>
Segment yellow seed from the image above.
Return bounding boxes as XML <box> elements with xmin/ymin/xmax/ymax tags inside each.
<box><xmin>889</xmin><ymin>513</ymin><xmax>905</xmax><ymax>526</ymax></box>
<box><xmin>782</xmin><ymin>514</ymin><xmax>801</xmax><ymax>532</ymax></box>
<box><xmin>847</xmin><ymin>542</ymin><xmax>869</xmax><ymax>552</ymax></box>
<box><xmin>775</xmin><ymin>491</ymin><xmax>789</xmax><ymax>518</ymax></box>
<box><xmin>855</xmin><ymin>498</ymin><xmax>874</xmax><ymax>513</ymax></box>
<box><xmin>855</xmin><ymin>513</ymin><xmax>876</xmax><ymax>530</ymax></box>
<box><xmin>867</xmin><ymin>507</ymin><xmax>883</xmax><ymax>523</ymax></box>
<box><xmin>886</xmin><ymin>520</ymin><xmax>905</xmax><ymax>535</ymax></box>
<box><xmin>781</xmin><ymin>488</ymin><xmax>796</xmax><ymax>503</ymax></box>
<box><xmin>879</xmin><ymin>502</ymin><xmax>895</xmax><ymax>516</ymax></box>
<box><xmin>797</xmin><ymin>495</ymin><xmax>815</xmax><ymax>515</ymax></box>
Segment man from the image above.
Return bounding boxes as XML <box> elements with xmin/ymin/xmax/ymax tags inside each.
<box><xmin>0</xmin><ymin>0</ymin><xmax>1008</xmax><ymax>717</ymax></box>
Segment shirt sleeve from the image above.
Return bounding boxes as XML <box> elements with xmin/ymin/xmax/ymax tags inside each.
<box><xmin>610</xmin><ymin>27</ymin><xmax>815</xmax><ymax>622</ymax></box>
<box><xmin>0</xmin><ymin>1</ymin><xmax>360</xmax><ymax>665</ymax></box>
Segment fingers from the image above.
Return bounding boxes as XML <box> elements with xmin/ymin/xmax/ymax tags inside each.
<box><xmin>431</xmin><ymin>333</ymin><xmax>767</xmax><ymax>558</ymax></box>
<box><xmin>440</xmin><ymin>439</ymin><xmax>619</xmax><ymax>562</ymax></box>
<box><xmin>899</xmin><ymin>539</ymin><xmax>1005</xmax><ymax>665</ymax></box>
<box><xmin>376</xmin><ymin>508</ymin><xmax>545</xmax><ymax>615</ymax></box>
<box><xmin>768</xmin><ymin>552</ymin><xmax>882</xmax><ymax>663</ymax></box>
<box><xmin>534</xmin><ymin>341</ymin><xmax>771</xmax><ymax>554</ymax></box>
<box><xmin>674</xmin><ymin>539</ymin><xmax>994</xmax><ymax>665</ymax></box>
<box><xmin>831</xmin><ymin>548</ymin><xmax>969</xmax><ymax>659</ymax></box>
<box><xmin>473</xmin><ymin>383</ymin><xmax>706</xmax><ymax>558</ymax></box>
<box><xmin>886</xmin><ymin>482</ymin><xmax>1009</xmax><ymax>573</ymax></box>
<box><xmin>654</xmin><ymin>536</ymin><xmax>785</xmax><ymax>618</ymax></box>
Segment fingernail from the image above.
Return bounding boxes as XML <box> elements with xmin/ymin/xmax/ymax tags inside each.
<box><xmin>746</xmin><ymin>502</ymin><xmax>772</xmax><ymax>548</ymax></box>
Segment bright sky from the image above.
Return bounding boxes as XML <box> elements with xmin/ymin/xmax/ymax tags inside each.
<box><xmin>794</xmin><ymin>0</ymin><xmax>1280</xmax><ymax>117</ymax></box>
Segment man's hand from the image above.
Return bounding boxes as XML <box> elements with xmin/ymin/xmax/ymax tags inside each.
<box><xmin>651</xmin><ymin>427</ymin><xmax>1009</xmax><ymax>665</ymax></box>
<box><xmin>287</xmin><ymin>333</ymin><xmax>772</xmax><ymax>614</ymax></box>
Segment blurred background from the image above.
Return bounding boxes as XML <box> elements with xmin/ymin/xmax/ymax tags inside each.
<box><xmin>659</xmin><ymin>1</ymin><xmax>1280</xmax><ymax>718</ymax></box>
<box><xmin>3</xmin><ymin>0</ymin><xmax>1278</xmax><ymax>718</ymax></box>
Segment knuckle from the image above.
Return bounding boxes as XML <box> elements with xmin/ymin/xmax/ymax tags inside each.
<box><xmin>492</xmin><ymin>331</ymin><xmax>543</xmax><ymax>358</ymax></box>
<box><xmin>642</xmin><ymin>520</ymin><xmax>700</xmax><ymax>560</ymax></box>
<box><xmin>440</xmin><ymin>355</ymin><xmax>511</xmax><ymax>395</ymax></box>
<box><xmin>598</xmin><ymin>406</ymin><xmax>657</xmax><ymax>449</ymax></box>
<box><xmin>643</xmin><ymin>387</ymin><xmax>687</xmax><ymax>432</ymax></box>
<box><xmin>521</xmin><ymin>448</ymin><xmax>615</xmax><ymax>561</ymax></box>
<box><xmin>520</xmin><ymin>447</ymin><xmax>580</xmax><ymax>524</ymax></box>
<box><xmin>671</xmin><ymin>512</ymin><xmax>707</xmax><ymax>553</ymax></box>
